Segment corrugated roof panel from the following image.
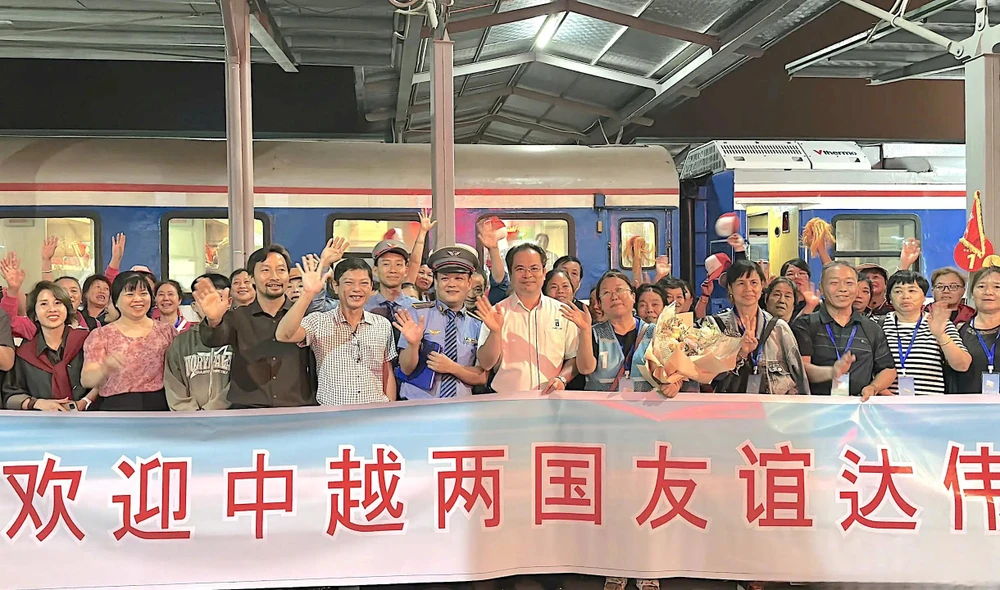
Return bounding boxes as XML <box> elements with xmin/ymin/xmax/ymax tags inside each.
<box><xmin>480</xmin><ymin>36</ymin><xmax>537</xmax><ymax>60</ymax></box>
<box><xmin>464</xmin><ymin>67</ymin><xmax>521</xmax><ymax>90</ymax></box>
<box><xmin>596</xmin><ymin>28</ymin><xmax>684</xmax><ymax>76</ymax></box>
<box><xmin>502</xmin><ymin>94</ymin><xmax>555</xmax><ymax>119</ymax></box>
<box><xmin>545</xmin><ymin>13</ymin><xmax>620</xmax><ymax>63</ymax></box>
<box><xmin>562</xmin><ymin>77</ymin><xmax>636</xmax><ymax>109</ymax></box>
<box><xmin>516</xmin><ymin>62</ymin><xmax>582</xmax><ymax>93</ymax></box>
<box><xmin>541</xmin><ymin>108</ymin><xmax>598</xmax><ymax>132</ymax></box>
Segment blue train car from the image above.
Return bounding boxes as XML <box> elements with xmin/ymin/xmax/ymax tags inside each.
<box><xmin>679</xmin><ymin>140</ymin><xmax>967</xmax><ymax>313</ymax></box>
<box><xmin>0</xmin><ymin>139</ymin><xmax>679</xmax><ymax>298</ymax></box>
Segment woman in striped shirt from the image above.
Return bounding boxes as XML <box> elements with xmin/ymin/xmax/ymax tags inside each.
<box><xmin>882</xmin><ymin>271</ymin><xmax>971</xmax><ymax>395</ymax></box>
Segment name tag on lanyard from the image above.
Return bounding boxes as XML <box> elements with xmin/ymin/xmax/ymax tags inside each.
<box><xmin>826</xmin><ymin>323</ymin><xmax>858</xmax><ymax>397</ymax></box>
<box><xmin>975</xmin><ymin>328</ymin><xmax>1000</xmax><ymax>395</ymax></box>
<box><xmin>895</xmin><ymin>315</ymin><xmax>923</xmax><ymax>397</ymax></box>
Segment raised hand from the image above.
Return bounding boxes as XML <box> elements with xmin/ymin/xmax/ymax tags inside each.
<box><xmin>900</xmin><ymin>238</ymin><xmax>921</xmax><ymax>270</ymax></box>
<box><xmin>393</xmin><ymin>309</ymin><xmax>426</xmax><ymax>345</ymax></box>
<box><xmin>560</xmin><ymin>302</ymin><xmax>592</xmax><ymax>332</ymax></box>
<box><xmin>802</xmin><ymin>284</ymin><xmax>821</xmax><ymax>309</ymax></box>
<box><xmin>41</xmin><ymin>236</ymin><xmax>59</xmax><ymax>262</ymax></box>
<box><xmin>927</xmin><ymin>301</ymin><xmax>949</xmax><ymax>337</ymax></box>
<box><xmin>740</xmin><ymin>331</ymin><xmax>759</xmax><ymax>357</ymax></box>
<box><xmin>418</xmin><ymin>208</ymin><xmax>437</xmax><ymax>233</ymax></box>
<box><xmin>0</xmin><ymin>252</ymin><xmax>25</xmax><ymax>292</ymax></box>
<box><xmin>477</xmin><ymin>219</ymin><xmax>500</xmax><ymax>250</ymax></box>
<box><xmin>193</xmin><ymin>281</ymin><xmax>230</xmax><ymax>324</ymax></box>
<box><xmin>320</xmin><ymin>237</ymin><xmax>350</xmax><ymax>267</ymax></box>
<box><xmin>299</xmin><ymin>255</ymin><xmax>331</xmax><ymax>297</ymax></box>
<box><xmin>700</xmin><ymin>277</ymin><xmax>715</xmax><ymax>298</ymax></box>
<box><xmin>476</xmin><ymin>296</ymin><xmax>504</xmax><ymax>333</ymax></box>
<box><xmin>110</xmin><ymin>233</ymin><xmax>126</xmax><ymax>266</ymax></box>
<box><xmin>833</xmin><ymin>351</ymin><xmax>855</xmax><ymax>379</ymax></box>
<box><xmin>654</xmin><ymin>256</ymin><xmax>671</xmax><ymax>281</ymax></box>
<box><xmin>727</xmin><ymin>234</ymin><xmax>746</xmax><ymax>252</ymax></box>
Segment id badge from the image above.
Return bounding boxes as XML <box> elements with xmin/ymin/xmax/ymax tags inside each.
<box><xmin>897</xmin><ymin>375</ymin><xmax>916</xmax><ymax>396</ymax></box>
<box><xmin>832</xmin><ymin>373</ymin><xmax>850</xmax><ymax>397</ymax></box>
<box><xmin>983</xmin><ymin>373</ymin><xmax>1000</xmax><ymax>395</ymax></box>
<box><xmin>746</xmin><ymin>373</ymin><xmax>762</xmax><ymax>394</ymax></box>
<box><xmin>618</xmin><ymin>377</ymin><xmax>636</xmax><ymax>393</ymax></box>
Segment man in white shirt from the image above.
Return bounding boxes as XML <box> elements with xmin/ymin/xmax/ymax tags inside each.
<box><xmin>476</xmin><ymin>243</ymin><xmax>580</xmax><ymax>393</ymax></box>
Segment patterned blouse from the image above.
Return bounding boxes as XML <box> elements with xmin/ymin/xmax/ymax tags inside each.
<box><xmin>84</xmin><ymin>321</ymin><xmax>176</xmax><ymax>397</ymax></box>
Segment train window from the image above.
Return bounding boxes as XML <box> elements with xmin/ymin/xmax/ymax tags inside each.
<box><xmin>477</xmin><ymin>216</ymin><xmax>572</xmax><ymax>270</ymax></box>
<box><xmin>331</xmin><ymin>219</ymin><xmax>425</xmax><ymax>262</ymax></box>
<box><xmin>832</xmin><ymin>215</ymin><xmax>919</xmax><ymax>271</ymax></box>
<box><xmin>619</xmin><ymin>220</ymin><xmax>657</xmax><ymax>268</ymax></box>
<box><xmin>165</xmin><ymin>218</ymin><xmax>266</xmax><ymax>290</ymax></box>
<box><xmin>0</xmin><ymin>217</ymin><xmax>97</xmax><ymax>282</ymax></box>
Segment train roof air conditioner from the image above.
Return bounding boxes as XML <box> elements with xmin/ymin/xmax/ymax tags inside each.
<box><xmin>798</xmin><ymin>141</ymin><xmax>872</xmax><ymax>170</ymax></box>
<box><xmin>680</xmin><ymin>140</ymin><xmax>810</xmax><ymax>179</ymax></box>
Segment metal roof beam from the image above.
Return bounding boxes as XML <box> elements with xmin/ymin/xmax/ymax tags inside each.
<box><xmin>869</xmin><ymin>52</ymin><xmax>964</xmax><ymax>84</ymax></box>
<box><xmin>273</xmin><ymin>15</ymin><xmax>393</xmax><ymax>36</ymax></box>
<box><xmin>0</xmin><ymin>29</ymin><xmax>227</xmax><ymax>47</ymax></box>
<box><xmin>591</xmin><ymin>0</ymin><xmax>805</xmax><ymax>141</ymax></box>
<box><xmin>411</xmin><ymin>52</ymin><xmax>660</xmax><ymax>91</ymax></box>
<box><xmin>509</xmin><ymin>87</ymin><xmax>654</xmax><ymax>126</ymax></box>
<box><xmin>0</xmin><ymin>7</ymin><xmax>217</xmax><ymax>26</ymax></box>
<box><xmin>422</xmin><ymin>0</ymin><xmax>719</xmax><ymax>50</ymax></box>
<box><xmin>394</xmin><ymin>13</ymin><xmax>425</xmax><ymax>141</ymax></box>
<box><xmin>247</xmin><ymin>0</ymin><xmax>297</xmax><ymax>72</ymax></box>
<box><xmin>404</xmin><ymin>113</ymin><xmax>585</xmax><ymax>141</ymax></box>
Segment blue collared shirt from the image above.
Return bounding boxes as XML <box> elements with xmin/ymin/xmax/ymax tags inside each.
<box><xmin>365</xmin><ymin>291</ymin><xmax>417</xmax><ymax>315</ymax></box>
<box><xmin>397</xmin><ymin>302</ymin><xmax>482</xmax><ymax>400</ymax></box>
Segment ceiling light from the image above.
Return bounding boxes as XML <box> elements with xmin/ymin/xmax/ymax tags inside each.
<box><xmin>535</xmin><ymin>13</ymin><xmax>564</xmax><ymax>49</ymax></box>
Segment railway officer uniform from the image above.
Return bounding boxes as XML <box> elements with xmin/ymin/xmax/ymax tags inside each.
<box><xmin>397</xmin><ymin>247</ymin><xmax>484</xmax><ymax>400</ymax></box>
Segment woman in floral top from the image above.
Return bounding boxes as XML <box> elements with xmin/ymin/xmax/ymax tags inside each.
<box><xmin>82</xmin><ymin>271</ymin><xmax>175</xmax><ymax>411</ymax></box>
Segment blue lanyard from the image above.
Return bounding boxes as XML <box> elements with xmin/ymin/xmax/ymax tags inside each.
<box><xmin>975</xmin><ymin>327</ymin><xmax>998</xmax><ymax>373</ymax></box>
<box><xmin>622</xmin><ymin>317</ymin><xmax>641</xmax><ymax>373</ymax></box>
<box><xmin>825</xmin><ymin>324</ymin><xmax>858</xmax><ymax>360</ymax></box>
<box><xmin>895</xmin><ymin>314</ymin><xmax>923</xmax><ymax>374</ymax></box>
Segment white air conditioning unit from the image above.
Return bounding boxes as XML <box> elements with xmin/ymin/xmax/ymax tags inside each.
<box><xmin>680</xmin><ymin>140</ymin><xmax>810</xmax><ymax>179</ymax></box>
<box><xmin>799</xmin><ymin>141</ymin><xmax>871</xmax><ymax>170</ymax></box>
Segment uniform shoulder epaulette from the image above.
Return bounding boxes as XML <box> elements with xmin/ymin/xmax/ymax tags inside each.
<box><xmin>412</xmin><ymin>301</ymin><xmax>436</xmax><ymax>310</ymax></box>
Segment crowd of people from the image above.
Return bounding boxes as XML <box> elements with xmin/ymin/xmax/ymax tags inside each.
<box><xmin>0</xmin><ymin>215</ymin><xmax>995</xmax><ymax>420</ymax></box>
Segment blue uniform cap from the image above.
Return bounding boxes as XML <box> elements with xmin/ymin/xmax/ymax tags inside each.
<box><xmin>427</xmin><ymin>244</ymin><xmax>479</xmax><ymax>274</ymax></box>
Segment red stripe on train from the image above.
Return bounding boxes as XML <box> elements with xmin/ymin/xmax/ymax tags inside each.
<box><xmin>0</xmin><ymin>183</ymin><xmax>678</xmax><ymax>196</ymax></box>
<box><xmin>735</xmin><ymin>190</ymin><xmax>965</xmax><ymax>198</ymax></box>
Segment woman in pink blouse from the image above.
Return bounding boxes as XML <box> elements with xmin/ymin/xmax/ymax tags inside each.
<box><xmin>82</xmin><ymin>271</ymin><xmax>175</xmax><ymax>411</ymax></box>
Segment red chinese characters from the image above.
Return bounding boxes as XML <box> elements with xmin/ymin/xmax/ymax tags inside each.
<box><xmin>112</xmin><ymin>454</ymin><xmax>193</xmax><ymax>540</ymax></box>
<box><xmin>327</xmin><ymin>445</ymin><xmax>405</xmax><ymax>536</ymax></box>
<box><xmin>635</xmin><ymin>442</ymin><xmax>711</xmax><ymax>530</ymax></box>
<box><xmin>533</xmin><ymin>444</ymin><xmax>603</xmax><ymax>525</ymax></box>
<box><xmin>943</xmin><ymin>442</ymin><xmax>1000</xmax><ymax>532</ymax></box>
<box><xmin>738</xmin><ymin>441</ymin><xmax>814</xmax><ymax>528</ymax></box>
<box><xmin>430</xmin><ymin>447</ymin><xmax>507</xmax><ymax>530</ymax></box>
<box><xmin>3</xmin><ymin>453</ymin><xmax>86</xmax><ymax>542</ymax></box>
<box><xmin>225</xmin><ymin>450</ymin><xmax>295</xmax><ymax>540</ymax></box>
<box><xmin>838</xmin><ymin>446</ymin><xmax>919</xmax><ymax>532</ymax></box>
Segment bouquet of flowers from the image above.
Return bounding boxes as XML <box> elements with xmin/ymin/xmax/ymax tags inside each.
<box><xmin>639</xmin><ymin>304</ymin><xmax>743</xmax><ymax>389</ymax></box>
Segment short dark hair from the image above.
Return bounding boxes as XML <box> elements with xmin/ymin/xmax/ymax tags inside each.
<box><xmin>821</xmin><ymin>261</ymin><xmax>857</xmax><ymax>282</ymax></box>
<box><xmin>763</xmin><ymin>276</ymin><xmax>800</xmax><ymax>306</ymax></box>
<box><xmin>887</xmin><ymin>270</ymin><xmax>930</xmax><ymax>297</ymax></box>
<box><xmin>595</xmin><ymin>270</ymin><xmax>635</xmax><ymax>300</ymax></box>
<box><xmin>154</xmin><ymin>279</ymin><xmax>184</xmax><ymax>298</ymax></box>
<box><xmin>657</xmin><ymin>277</ymin><xmax>684</xmax><ymax>292</ymax></box>
<box><xmin>192</xmin><ymin>273</ymin><xmax>230</xmax><ymax>293</ymax></box>
<box><xmin>553</xmin><ymin>255</ymin><xmax>583</xmax><ymax>272</ymax></box>
<box><xmin>334</xmin><ymin>257</ymin><xmax>373</xmax><ymax>284</ymax></box>
<box><xmin>247</xmin><ymin>245</ymin><xmax>291</xmax><ymax>277</ymax></box>
<box><xmin>26</xmin><ymin>281</ymin><xmax>75</xmax><ymax>325</ymax></box>
<box><xmin>110</xmin><ymin>271</ymin><xmax>151</xmax><ymax>312</ymax></box>
<box><xmin>82</xmin><ymin>274</ymin><xmax>110</xmax><ymax>296</ymax></box>
<box><xmin>972</xmin><ymin>267</ymin><xmax>1000</xmax><ymax>290</ymax></box>
<box><xmin>229</xmin><ymin>268</ymin><xmax>249</xmax><ymax>281</ymax></box>
<box><xmin>635</xmin><ymin>284</ymin><xmax>668</xmax><ymax>309</ymax></box>
<box><xmin>543</xmin><ymin>269</ymin><xmax>573</xmax><ymax>293</ymax></box>
<box><xmin>725</xmin><ymin>259</ymin><xmax>765</xmax><ymax>287</ymax></box>
<box><xmin>473</xmin><ymin>269</ymin><xmax>489</xmax><ymax>284</ymax></box>
<box><xmin>505</xmin><ymin>243</ymin><xmax>546</xmax><ymax>274</ymax></box>
<box><xmin>781</xmin><ymin>258</ymin><xmax>811</xmax><ymax>278</ymax></box>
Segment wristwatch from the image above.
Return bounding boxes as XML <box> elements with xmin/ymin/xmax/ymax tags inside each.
<box><xmin>556</xmin><ymin>375</ymin><xmax>567</xmax><ymax>386</ymax></box>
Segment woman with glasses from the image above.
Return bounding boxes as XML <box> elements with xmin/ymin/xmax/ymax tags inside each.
<box><xmin>780</xmin><ymin>258</ymin><xmax>820</xmax><ymax>319</ymax></box>
<box><xmin>949</xmin><ymin>267</ymin><xmax>1000</xmax><ymax>394</ymax></box>
<box><xmin>569</xmin><ymin>271</ymin><xmax>657</xmax><ymax>393</ymax></box>
<box><xmin>926</xmin><ymin>267</ymin><xmax>975</xmax><ymax>326</ymax></box>
<box><xmin>711</xmin><ymin>260</ymin><xmax>808</xmax><ymax>394</ymax></box>
<box><xmin>881</xmin><ymin>271</ymin><xmax>970</xmax><ymax>395</ymax></box>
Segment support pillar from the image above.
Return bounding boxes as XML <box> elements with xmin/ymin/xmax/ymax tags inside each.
<box><xmin>221</xmin><ymin>0</ymin><xmax>256</xmax><ymax>270</ymax></box>
<box><xmin>430</xmin><ymin>30</ymin><xmax>456</xmax><ymax>247</ymax></box>
<box><xmin>965</xmin><ymin>54</ymin><xmax>1000</xmax><ymax>248</ymax></box>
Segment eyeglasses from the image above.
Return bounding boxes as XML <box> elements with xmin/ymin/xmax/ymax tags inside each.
<box><xmin>514</xmin><ymin>266</ymin><xmax>544</xmax><ymax>275</ymax></box>
<box><xmin>933</xmin><ymin>284</ymin><xmax>963</xmax><ymax>292</ymax></box>
<box><xmin>600</xmin><ymin>287</ymin><xmax>631</xmax><ymax>300</ymax></box>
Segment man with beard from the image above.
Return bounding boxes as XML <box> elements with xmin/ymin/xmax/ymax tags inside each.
<box><xmin>196</xmin><ymin>245</ymin><xmax>315</xmax><ymax>408</ymax></box>
<box><xmin>393</xmin><ymin>246</ymin><xmax>487</xmax><ymax>400</ymax></box>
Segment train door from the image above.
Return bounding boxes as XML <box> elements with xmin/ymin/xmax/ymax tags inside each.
<box><xmin>744</xmin><ymin>205</ymin><xmax>800</xmax><ymax>276</ymax></box>
<box><xmin>608</xmin><ymin>209</ymin><xmax>672</xmax><ymax>280</ymax></box>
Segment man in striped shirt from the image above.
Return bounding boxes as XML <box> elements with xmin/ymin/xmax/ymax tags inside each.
<box><xmin>880</xmin><ymin>270</ymin><xmax>971</xmax><ymax>395</ymax></box>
